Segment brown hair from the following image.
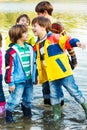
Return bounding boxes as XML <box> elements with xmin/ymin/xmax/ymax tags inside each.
<box><xmin>32</xmin><ymin>16</ymin><xmax>52</xmax><ymax>33</ymax></box>
<box><xmin>35</xmin><ymin>1</ymin><xmax>53</xmax><ymax>16</ymax></box>
<box><xmin>16</xmin><ymin>14</ymin><xmax>30</xmax><ymax>25</ymax></box>
<box><xmin>9</xmin><ymin>24</ymin><xmax>27</xmax><ymax>43</ymax></box>
<box><xmin>52</xmin><ymin>22</ymin><xmax>66</xmax><ymax>35</ymax></box>
<box><xmin>0</xmin><ymin>33</ymin><xmax>2</xmax><ymax>47</ymax></box>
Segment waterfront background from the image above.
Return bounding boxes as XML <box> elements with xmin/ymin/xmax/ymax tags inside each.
<box><xmin>0</xmin><ymin>0</ymin><xmax>87</xmax><ymax>130</ymax></box>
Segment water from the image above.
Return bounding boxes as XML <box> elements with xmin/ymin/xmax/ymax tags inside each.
<box><xmin>0</xmin><ymin>1</ymin><xmax>87</xmax><ymax>130</ymax></box>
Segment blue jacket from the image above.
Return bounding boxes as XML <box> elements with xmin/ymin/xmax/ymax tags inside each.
<box><xmin>5</xmin><ymin>43</ymin><xmax>34</xmax><ymax>87</ymax></box>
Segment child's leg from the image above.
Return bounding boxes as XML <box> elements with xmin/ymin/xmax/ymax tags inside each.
<box><xmin>49</xmin><ymin>80</ymin><xmax>64</xmax><ymax>105</ymax></box>
<box><xmin>62</xmin><ymin>75</ymin><xmax>85</xmax><ymax>104</ymax></box>
<box><xmin>0</xmin><ymin>75</ymin><xmax>6</xmax><ymax>117</ymax></box>
<box><xmin>62</xmin><ymin>75</ymin><xmax>87</xmax><ymax>118</ymax></box>
<box><xmin>22</xmin><ymin>79</ymin><xmax>33</xmax><ymax>117</ymax></box>
<box><xmin>6</xmin><ymin>83</ymin><xmax>25</xmax><ymax>112</ymax></box>
<box><xmin>6</xmin><ymin>82</ymin><xmax>25</xmax><ymax>122</ymax></box>
<box><xmin>0</xmin><ymin>75</ymin><xmax>5</xmax><ymax>102</ymax></box>
<box><xmin>42</xmin><ymin>81</ymin><xmax>51</xmax><ymax>105</ymax></box>
<box><xmin>49</xmin><ymin>80</ymin><xmax>64</xmax><ymax>121</ymax></box>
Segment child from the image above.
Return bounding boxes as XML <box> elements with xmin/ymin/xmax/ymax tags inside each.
<box><xmin>32</xmin><ymin>16</ymin><xmax>87</xmax><ymax>121</ymax></box>
<box><xmin>5</xmin><ymin>14</ymin><xmax>36</xmax><ymax>50</ymax></box>
<box><xmin>5</xmin><ymin>24</ymin><xmax>34</xmax><ymax>123</ymax></box>
<box><xmin>35</xmin><ymin>1</ymin><xmax>64</xmax><ymax>105</ymax></box>
<box><xmin>35</xmin><ymin>1</ymin><xmax>78</xmax><ymax>106</ymax></box>
<box><xmin>52</xmin><ymin>22</ymin><xmax>77</xmax><ymax>70</ymax></box>
<box><xmin>0</xmin><ymin>33</ymin><xmax>6</xmax><ymax>117</ymax></box>
<box><xmin>35</xmin><ymin>1</ymin><xmax>54</xmax><ymax>23</ymax></box>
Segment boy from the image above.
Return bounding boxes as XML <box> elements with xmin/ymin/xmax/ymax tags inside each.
<box><xmin>32</xmin><ymin>16</ymin><xmax>87</xmax><ymax>121</ymax></box>
<box><xmin>35</xmin><ymin>1</ymin><xmax>77</xmax><ymax>106</ymax></box>
<box><xmin>5</xmin><ymin>24</ymin><xmax>34</xmax><ymax>123</ymax></box>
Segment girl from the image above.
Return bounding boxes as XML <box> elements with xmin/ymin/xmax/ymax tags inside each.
<box><xmin>0</xmin><ymin>33</ymin><xmax>6</xmax><ymax>117</ymax></box>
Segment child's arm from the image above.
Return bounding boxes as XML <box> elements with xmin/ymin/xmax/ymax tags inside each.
<box><xmin>67</xmin><ymin>48</ymin><xmax>77</xmax><ymax>69</ymax></box>
<box><xmin>5</xmin><ymin>49</ymin><xmax>15</xmax><ymax>90</ymax></box>
<box><xmin>65</xmin><ymin>37</ymin><xmax>86</xmax><ymax>50</ymax></box>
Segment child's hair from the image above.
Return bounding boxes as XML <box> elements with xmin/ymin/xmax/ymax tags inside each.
<box><xmin>16</xmin><ymin>14</ymin><xmax>30</xmax><ymax>25</ymax></box>
<box><xmin>0</xmin><ymin>33</ymin><xmax>2</xmax><ymax>47</ymax></box>
<box><xmin>9</xmin><ymin>24</ymin><xmax>27</xmax><ymax>43</ymax></box>
<box><xmin>52</xmin><ymin>22</ymin><xmax>66</xmax><ymax>35</ymax></box>
<box><xmin>32</xmin><ymin>16</ymin><xmax>51</xmax><ymax>33</ymax></box>
<box><xmin>35</xmin><ymin>1</ymin><xmax>53</xmax><ymax>16</ymax></box>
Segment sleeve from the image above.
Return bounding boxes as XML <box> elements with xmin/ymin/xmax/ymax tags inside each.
<box><xmin>0</xmin><ymin>50</ymin><xmax>2</xmax><ymax>72</ymax></box>
<box><xmin>32</xmin><ymin>51</ymin><xmax>38</xmax><ymax>83</ymax></box>
<box><xmin>67</xmin><ymin>48</ymin><xmax>77</xmax><ymax>69</ymax></box>
<box><xmin>65</xmin><ymin>37</ymin><xmax>80</xmax><ymax>49</ymax></box>
<box><xmin>4</xmin><ymin>49</ymin><xmax>15</xmax><ymax>86</ymax></box>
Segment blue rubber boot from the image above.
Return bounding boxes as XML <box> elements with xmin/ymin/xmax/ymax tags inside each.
<box><xmin>21</xmin><ymin>103</ymin><xmax>32</xmax><ymax>118</ymax></box>
<box><xmin>6</xmin><ymin>110</ymin><xmax>14</xmax><ymax>123</ymax></box>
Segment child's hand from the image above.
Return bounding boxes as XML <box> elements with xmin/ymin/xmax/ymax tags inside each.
<box><xmin>33</xmin><ymin>79</ymin><xmax>38</xmax><ymax>85</ymax></box>
<box><xmin>9</xmin><ymin>86</ymin><xmax>15</xmax><ymax>92</ymax></box>
<box><xmin>76</xmin><ymin>42</ymin><xmax>86</xmax><ymax>49</ymax></box>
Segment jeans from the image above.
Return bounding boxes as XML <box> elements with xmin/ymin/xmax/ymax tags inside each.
<box><xmin>42</xmin><ymin>81</ymin><xmax>64</xmax><ymax>100</ymax></box>
<box><xmin>42</xmin><ymin>81</ymin><xmax>50</xmax><ymax>99</ymax></box>
<box><xmin>49</xmin><ymin>75</ymin><xmax>85</xmax><ymax>105</ymax></box>
<box><xmin>6</xmin><ymin>79</ymin><xmax>33</xmax><ymax>112</ymax></box>
<box><xmin>0</xmin><ymin>75</ymin><xmax>5</xmax><ymax>102</ymax></box>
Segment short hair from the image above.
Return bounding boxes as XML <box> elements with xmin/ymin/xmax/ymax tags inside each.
<box><xmin>9</xmin><ymin>24</ymin><xmax>27</xmax><ymax>43</ymax></box>
<box><xmin>0</xmin><ymin>33</ymin><xmax>2</xmax><ymax>47</ymax></box>
<box><xmin>16</xmin><ymin>14</ymin><xmax>30</xmax><ymax>25</ymax></box>
<box><xmin>52</xmin><ymin>22</ymin><xmax>64</xmax><ymax>33</ymax></box>
<box><xmin>32</xmin><ymin>16</ymin><xmax>51</xmax><ymax>32</ymax></box>
<box><xmin>35</xmin><ymin>1</ymin><xmax>53</xmax><ymax>16</ymax></box>
<box><xmin>52</xmin><ymin>22</ymin><xmax>66</xmax><ymax>35</ymax></box>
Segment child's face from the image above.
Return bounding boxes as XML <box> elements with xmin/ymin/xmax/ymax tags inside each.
<box><xmin>20</xmin><ymin>32</ymin><xmax>28</xmax><ymax>42</ymax></box>
<box><xmin>17</xmin><ymin>17</ymin><xmax>29</xmax><ymax>29</ymax></box>
<box><xmin>32</xmin><ymin>23</ymin><xmax>45</xmax><ymax>38</ymax></box>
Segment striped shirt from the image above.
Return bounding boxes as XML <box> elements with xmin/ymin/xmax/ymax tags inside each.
<box><xmin>15</xmin><ymin>43</ymin><xmax>31</xmax><ymax>79</ymax></box>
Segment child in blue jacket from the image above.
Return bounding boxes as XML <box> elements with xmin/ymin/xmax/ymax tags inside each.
<box><xmin>5</xmin><ymin>24</ymin><xmax>34</xmax><ymax>123</ymax></box>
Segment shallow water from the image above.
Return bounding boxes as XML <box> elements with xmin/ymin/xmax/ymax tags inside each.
<box><xmin>0</xmin><ymin>1</ymin><xmax>87</xmax><ymax>130</ymax></box>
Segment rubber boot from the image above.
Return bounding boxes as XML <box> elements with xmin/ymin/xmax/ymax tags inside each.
<box><xmin>44</xmin><ymin>99</ymin><xmax>51</xmax><ymax>105</ymax></box>
<box><xmin>6</xmin><ymin>110</ymin><xmax>14</xmax><ymax>123</ymax></box>
<box><xmin>61</xmin><ymin>100</ymin><xmax>64</xmax><ymax>107</ymax></box>
<box><xmin>81</xmin><ymin>102</ymin><xmax>87</xmax><ymax>119</ymax></box>
<box><xmin>21</xmin><ymin>103</ymin><xmax>32</xmax><ymax>118</ymax></box>
<box><xmin>52</xmin><ymin>104</ymin><xmax>61</xmax><ymax>121</ymax></box>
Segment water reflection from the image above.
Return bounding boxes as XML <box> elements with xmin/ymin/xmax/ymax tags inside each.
<box><xmin>0</xmin><ymin>1</ymin><xmax>87</xmax><ymax>130</ymax></box>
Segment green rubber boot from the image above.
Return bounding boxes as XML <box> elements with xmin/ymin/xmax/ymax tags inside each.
<box><xmin>52</xmin><ymin>104</ymin><xmax>61</xmax><ymax>121</ymax></box>
<box><xmin>81</xmin><ymin>102</ymin><xmax>87</xmax><ymax>119</ymax></box>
